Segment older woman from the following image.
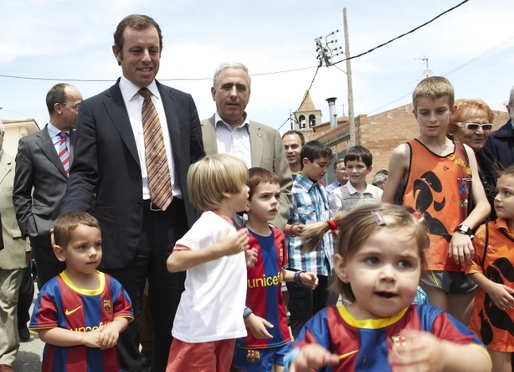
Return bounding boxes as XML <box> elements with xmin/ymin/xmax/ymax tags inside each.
<box><xmin>447</xmin><ymin>99</ymin><xmax>497</xmax><ymax>220</ymax></box>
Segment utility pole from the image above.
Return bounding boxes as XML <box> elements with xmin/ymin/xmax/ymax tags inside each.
<box><xmin>343</xmin><ymin>8</ymin><xmax>355</xmax><ymax>147</ymax></box>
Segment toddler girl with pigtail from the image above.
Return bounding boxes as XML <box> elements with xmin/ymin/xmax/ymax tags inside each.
<box><xmin>284</xmin><ymin>203</ymin><xmax>490</xmax><ymax>372</ymax></box>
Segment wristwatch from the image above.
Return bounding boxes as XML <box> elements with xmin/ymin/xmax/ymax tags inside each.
<box><xmin>454</xmin><ymin>224</ymin><xmax>474</xmax><ymax>239</ymax></box>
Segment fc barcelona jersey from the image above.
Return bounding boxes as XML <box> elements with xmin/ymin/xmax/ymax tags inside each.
<box><xmin>237</xmin><ymin>226</ymin><xmax>291</xmax><ymax>348</ymax></box>
<box><xmin>285</xmin><ymin>304</ymin><xmax>487</xmax><ymax>372</ymax></box>
<box><xmin>30</xmin><ymin>271</ymin><xmax>133</xmax><ymax>372</ymax></box>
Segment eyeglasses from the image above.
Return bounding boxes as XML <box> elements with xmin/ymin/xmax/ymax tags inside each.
<box><xmin>455</xmin><ymin>122</ymin><xmax>494</xmax><ymax>131</ymax></box>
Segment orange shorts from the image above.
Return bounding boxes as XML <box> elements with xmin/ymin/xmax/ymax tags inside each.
<box><xmin>166</xmin><ymin>338</ymin><xmax>236</xmax><ymax>372</ymax></box>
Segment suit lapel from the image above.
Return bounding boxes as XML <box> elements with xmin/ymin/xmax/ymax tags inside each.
<box><xmin>158</xmin><ymin>82</ymin><xmax>181</xmax><ymax>166</ymax></box>
<box><xmin>201</xmin><ymin>116</ymin><xmax>219</xmax><ymax>156</ymax></box>
<box><xmin>37</xmin><ymin>126</ymin><xmax>68</xmax><ymax>178</ymax></box>
<box><xmin>105</xmin><ymin>83</ymin><xmax>140</xmax><ymax>167</ymax></box>
<box><xmin>249</xmin><ymin>120</ymin><xmax>263</xmax><ymax>167</ymax></box>
<box><xmin>0</xmin><ymin>153</ymin><xmax>12</xmax><ymax>184</ymax></box>
<box><xmin>69</xmin><ymin>129</ymin><xmax>76</xmax><ymax>164</ymax></box>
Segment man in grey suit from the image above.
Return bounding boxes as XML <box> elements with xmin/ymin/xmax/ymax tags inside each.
<box><xmin>0</xmin><ymin>121</ymin><xmax>30</xmax><ymax>372</ymax></box>
<box><xmin>201</xmin><ymin>61</ymin><xmax>292</xmax><ymax>229</ymax></box>
<box><xmin>13</xmin><ymin>83</ymin><xmax>82</xmax><ymax>288</ymax></box>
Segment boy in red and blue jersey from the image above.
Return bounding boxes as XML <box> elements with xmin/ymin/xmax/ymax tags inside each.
<box><xmin>30</xmin><ymin>211</ymin><xmax>133</xmax><ymax>372</ymax></box>
<box><xmin>233</xmin><ymin>168</ymin><xmax>318</xmax><ymax>372</ymax></box>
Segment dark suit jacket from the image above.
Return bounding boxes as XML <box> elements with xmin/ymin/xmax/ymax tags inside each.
<box><xmin>201</xmin><ymin>115</ymin><xmax>292</xmax><ymax>229</ymax></box>
<box><xmin>13</xmin><ymin>126</ymin><xmax>75</xmax><ymax>248</ymax></box>
<box><xmin>60</xmin><ymin>80</ymin><xmax>205</xmax><ymax>269</ymax></box>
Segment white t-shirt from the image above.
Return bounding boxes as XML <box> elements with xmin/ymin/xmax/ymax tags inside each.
<box><xmin>171</xmin><ymin>211</ymin><xmax>247</xmax><ymax>342</ymax></box>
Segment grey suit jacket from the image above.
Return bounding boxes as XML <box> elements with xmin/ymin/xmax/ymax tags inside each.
<box><xmin>0</xmin><ymin>151</ymin><xmax>29</xmax><ymax>269</ymax></box>
<box><xmin>13</xmin><ymin>125</ymin><xmax>74</xmax><ymax>248</ymax></box>
<box><xmin>201</xmin><ymin>115</ymin><xmax>292</xmax><ymax>229</ymax></box>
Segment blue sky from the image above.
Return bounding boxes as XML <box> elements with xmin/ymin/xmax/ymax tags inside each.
<box><xmin>1</xmin><ymin>0</ymin><xmax>513</xmax><ymax>133</ymax></box>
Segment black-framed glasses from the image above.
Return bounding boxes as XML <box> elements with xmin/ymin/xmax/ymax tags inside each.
<box><xmin>455</xmin><ymin>122</ymin><xmax>494</xmax><ymax>131</ymax></box>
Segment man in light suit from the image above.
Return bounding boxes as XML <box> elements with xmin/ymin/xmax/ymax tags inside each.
<box><xmin>201</xmin><ymin>61</ymin><xmax>292</xmax><ymax>229</ymax></box>
<box><xmin>0</xmin><ymin>122</ymin><xmax>31</xmax><ymax>372</ymax></box>
<box><xmin>13</xmin><ymin>83</ymin><xmax>82</xmax><ymax>288</ymax></box>
<box><xmin>60</xmin><ymin>15</ymin><xmax>204</xmax><ymax>372</ymax></box>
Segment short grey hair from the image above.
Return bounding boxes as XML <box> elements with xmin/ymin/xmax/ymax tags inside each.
<box><xmin>372</xmin><ymin>172</ymin><xmax>388</xmax><ymax>186</ymax></box>
<box><xmin>213</xmin><ymin>61</ymin><xmax>251</xmax><ymax>90</ymax></box>
<box><xmin>509</xmin><ymin>86</ymin><xmax>514</xmax><ymax>106</ymax></box>
<box><xmin>0</xmin><ymin>120</ymin><xmax>4</xmax><ymax>134</ymax></box>
<box><xmin>333</xmin><ymin>158</ymin><xmax>345</xmax><ymax>170</ymax></box>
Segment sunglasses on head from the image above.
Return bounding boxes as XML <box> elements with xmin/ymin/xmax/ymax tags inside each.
<box><xmin>455</xmin><ymin>122</ymin><xmax>494</xmax><ymax>131</ymax></box>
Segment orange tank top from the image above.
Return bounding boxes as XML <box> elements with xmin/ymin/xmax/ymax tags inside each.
<box><xmin>402</xmin><ymin>139</ymin><xmax>471</xmax><ymax>271</ymax></box>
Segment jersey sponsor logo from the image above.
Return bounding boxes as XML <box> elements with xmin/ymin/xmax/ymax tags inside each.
<box><xmin>247</xmin><ymin>271</ymin><xmax>283</xmax><ymax>288</ymax></box>
<box><xmin>246</xmin><ymin>349</ymin><xmax>260</xmax><ymax>363</ymax></box>
<box><xmin>103</xmin><ymin>298</ymin><xmax>111</xmax><ymax>314</ymax></box>
<box><xmin>65</xmin><ymin>306</ymin><xmax>82</xmax><ymax>316</ymax></box>
<box><xmin>72</xmin><ymin>321</ymin><xmax>112</xmax><ymax>332</ymax></box>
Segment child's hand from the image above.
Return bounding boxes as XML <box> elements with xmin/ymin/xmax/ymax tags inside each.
<box><xmin>97</xmin><ymin>324</ymin><xmax>120</xmax><ymax>350</ymax></box>
<box><xmin>486</xmin><ymin>282</ymin><xmax>514</xmax><ymax>311</ymax></box>
<box><xmin>448</xmin><ymin>233</ymin><xmax>474</xmax><ymax>266</ymax></box>
<box><xmin>287</xmin><ymin>345</ymin><xmax>339</xmax><ymax>372</ymax></box>
<box><xmin>388</xmin><ymin>329</ymin><xmax>446</xmax><ymax>372</ymax></box>
<box><xmin>81</xmin><ymin>329</ymin><xmax>102</xmax><ymax>348</ymax></box>
<box><xmin>245</xmin><ymin>247</ymin><xmax>258</xmax><ymax>268</ymax></box>
<box><xmin>299</xmin><ymin>272</ymin><xmax>319</xmax><ymax>289</ymax></box>
<box><xmin>216</xmin><ymin>228</ymin><xmax>249</xmax><ymax>256</ymax></box>
<box><xmin>246</xmin><ymin>313</ymin><xmax>273</xmax><ymax>339</ymax></box>
<box><xmin>294</xmin><ymin>224</ymin><xmax>305</xmax><ymax>236</ymax></box>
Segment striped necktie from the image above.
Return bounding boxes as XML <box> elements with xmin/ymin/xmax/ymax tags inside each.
<box><xmin>58</xmin><ymin>132</ymin><xmax>70</xmax><ymax>176</ymax></box>
<box><xmin>139</xmin><ymin>88</ymin><xmax>173</xmax><ymax>211</ymax></box>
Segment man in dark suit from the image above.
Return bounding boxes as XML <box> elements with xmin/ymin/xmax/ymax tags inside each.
<box><xmin>201</xmin><ymin>62</ymin><xmax>292</xmax><ymax>229</ymax></box>
<box><xmin>13</xmin><ymin>83</ymin><xmax>82</xmax><ymax>288</ymax></box>
<box><xmin>60</xmin><ymin>14</ymin><xmax>204</xmax><ymax>372</ymax></box>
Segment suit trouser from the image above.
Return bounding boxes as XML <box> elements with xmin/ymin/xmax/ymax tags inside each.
<box><xmin>0</xmin><ymin>268</ymin><xmax>23</xmax><ymax>366</ymax></box>
<box><xmin>17</xmin><ymin>261</ymin><xmax>35</xmax><ymax>329</ymax></box>
<box><xmin>30</xmin><ymin>242</ymin><xmax>66</xmax><ymax>289</ymax></box>
<box><xmin>286</xmin><ymin>274</ymin><xmax>329</xmax><ymax>339</ymax></box>
<box><xmin>102</xmin><ymin>198</ymin><xmax>188</xmax><ymax>372</ymax></box>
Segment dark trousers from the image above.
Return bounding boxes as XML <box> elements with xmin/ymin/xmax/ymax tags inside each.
<box><xmin>17</xmin><ymin>260</ymin><xmax>35</xmax><ymax>328</ymax></box>
<box><xmin>286</xmin><ymin>274</ymin><xmax>329</xmax><ymax>339</ymax></box>
<box><xmin>30</xmin><ymin>242</ymin><xmax>66</xmax><ymax>289</ymax></box>
<box><xmin>102</xmin><ymin>198</ymin><xmax>189</xmax><ymax>372</ymax></box>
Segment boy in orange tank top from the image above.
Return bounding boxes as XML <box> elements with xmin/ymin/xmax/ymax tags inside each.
<box><xmin>382</xmin><ymin>76</ymin><xmax>490</xmax><ymax>325</ymax></box>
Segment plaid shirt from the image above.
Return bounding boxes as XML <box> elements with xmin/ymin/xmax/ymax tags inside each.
<box><xmin>287</xmin><ymin>173</ymin><xmax>334</xmax><ymax>276</ymax></box>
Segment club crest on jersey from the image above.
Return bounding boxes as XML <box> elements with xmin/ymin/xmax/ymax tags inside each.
<box><xmin>246</xmin><ymin>349</ymin><xmax>260</xmax><ymax>363</ymax></box>
<box><xmin>103</xmin><ymin>299</ymin><xmax>112</xmax><ymax>314</ymax></box>
<box><xmin>279</xmin><ymin>244</ymin><xmax>284</xmax><ymax>263</ymax></box>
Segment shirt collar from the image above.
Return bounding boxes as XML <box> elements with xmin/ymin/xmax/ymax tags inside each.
<box><xmin>296</xmin><ymin>173</ymin><xmax>319</xmax><ymax>191</ymax></box>
<box><xmin>47</xmin><ymin>123</ymin><xmax>69</xmax><ymax>138</ymax></box>
<box><xmin>496</xmin><ymin>217</ymin><xmax>514</xmax><ymax>238</ymax></box>
<box><xmin>346</xmin><ymin>181</ymin><xmax>373</xmax><ymax>195</ymax></box>
<box><xmin>214</xmin><ymin>111</ymin><xmax>250</xmax><ymax>130</ymax></box>
<box><xmin>120</xmin><ymin>75</ymin><xmax>161</xmax><ymax>102</ymax></box>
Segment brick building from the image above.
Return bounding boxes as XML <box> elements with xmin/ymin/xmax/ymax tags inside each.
<box><xmin>290</xmin><ymin>92</ymin><xmax>509</xmax><ymax>184</ymax></box>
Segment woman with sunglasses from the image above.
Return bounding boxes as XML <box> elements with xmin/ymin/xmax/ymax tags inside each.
<box><xmin>447</xmin><ymin>99</ymin><xmax>497</xmax><ymax>220</ymax></box>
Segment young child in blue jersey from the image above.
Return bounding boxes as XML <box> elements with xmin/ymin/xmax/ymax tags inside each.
<box><xmin>284</xmin><ymin>203</ymin><xmax>491</xmax><ymax>372</ymax></box>
<box><xmin>233</xmin><ymin>167</ymin><xmax>318</xmax><ymax>372</ymax></box>
<box><xmin>166</xmin><ymin>154</ymin><xmax>253</xmax><ymax>372</ymax></box>
<box><xmin>286</xmin><ymin>140</ymin><xmax>334</xmax><ymax>339</ymax></box>
<box><xmin>29</xmin><ymin>211</ymin><xmax>133</xmax><ymax>372</ymax></box>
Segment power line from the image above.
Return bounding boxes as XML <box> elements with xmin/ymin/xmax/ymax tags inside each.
<box><xmin>367</xmin><ymin>35</ymin><xmax>514</xmax><ymax>115</ymax></box>
<box><xmin>332</xmin><ymin>0</ymin><xmax>469</xmax><ymax>66</ymax></box>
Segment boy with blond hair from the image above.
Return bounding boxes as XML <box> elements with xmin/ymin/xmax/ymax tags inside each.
<box><xmin>166</xmin><ymin>154</ymin><xmax>252</xmax><ymax>372</ymax></box>
<box><xmin>29</xmin><ymin>211</ymin><xmax>133</xmax><ymax>372</ymax></box>
<box><xmin>233</xmin><ymin>167</ymin><xmax>317</xmax><ymax>372</ymax></box>
<box><xmin>382</xmin><ymin>76</ymin><xmax>490</xmax><ymax>324</ymax></box>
